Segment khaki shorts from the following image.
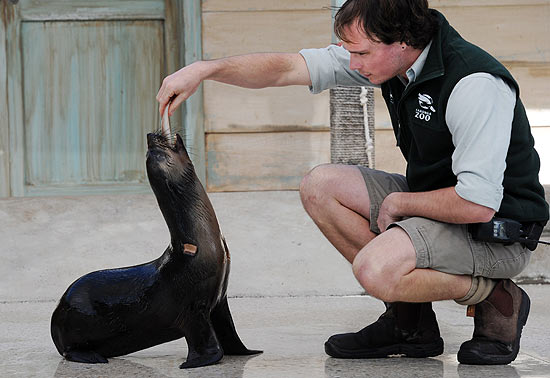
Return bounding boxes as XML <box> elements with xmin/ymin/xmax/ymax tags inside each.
<box><xmin>359</xmin><ymin>166</ymin><xmax>531</xmax><ymax>279</ymax></box>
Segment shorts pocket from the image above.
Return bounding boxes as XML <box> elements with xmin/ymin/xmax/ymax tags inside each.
<box><xmin>484</xmin><ymin>245</ymin><xmax>531</xmax><ymax>279</ymax></box>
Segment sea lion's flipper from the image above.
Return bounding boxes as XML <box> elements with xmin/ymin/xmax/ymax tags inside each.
<box><xmin>63</xmin><ymin>350</ymin><xmax>108</xmax><ymax>364</ymax></box>
<box><xmin>211</xmin><ymin>296</ymin><xmax>263</xmax><ymax>355</ymax></box>
<box><xmin>180</xmin><ymin>316</ymin><xmax>223</xmax><ymax>369</ymax></box>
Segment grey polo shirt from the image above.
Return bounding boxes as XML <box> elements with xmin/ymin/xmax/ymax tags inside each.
<box><xmin>299</xmin><ymin>43</ymin><xmax>516</xmax><ymax>212</ymax></box>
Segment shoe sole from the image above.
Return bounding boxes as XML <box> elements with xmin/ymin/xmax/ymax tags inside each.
<box><xmin>325</xmin><ymin>337</ymin><xmax>444</xmax><ymax>359</ymax></box>
<box><xmin>457</xmin><ymin>288</ymin><xmax>530</xmax><ymax>365</ymax></box>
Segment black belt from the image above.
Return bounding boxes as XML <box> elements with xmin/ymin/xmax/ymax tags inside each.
<box><xmin>468</xmin><ymin>218</ymin><xmax>546</xmax><ymax>251</ymax></box>
<box><xmin>520</xmin><ymin>221</ymin><xmax>545</xmax><ymax>250</ymax></box>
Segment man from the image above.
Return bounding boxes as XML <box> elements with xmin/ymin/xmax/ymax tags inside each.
<box><xmin>157</xmin><ymin>0</ymin><xmax>548</xmax><ymax>365</ymax></box>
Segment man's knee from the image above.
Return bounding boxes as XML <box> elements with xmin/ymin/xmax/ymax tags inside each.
<box><xmin>352</xmin><ymin>229</ymin><xmax>417</xmax><ymax>302</ymax></box>
<box><xmin>352</xmin><ymin>252</ymin><xmax>398</xmax><ymax>302</ymax></box>
<box><xmin>299</xmin><ymin>163</ymin><xmax>335</xmax><ymax>210</ymax></box>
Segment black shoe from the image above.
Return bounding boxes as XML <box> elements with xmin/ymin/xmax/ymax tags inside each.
<box><xmin>325</xmin><ymin>302</ymin><xmax>444</xmax><ymax>359</ymax></box>
<box><xmin>458</xmin><ymin>279</ymin><xmax>530</xmax><ymax>365</ymax></box>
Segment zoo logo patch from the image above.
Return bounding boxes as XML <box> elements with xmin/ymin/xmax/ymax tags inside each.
<box><xmin>415</xmin><ymin>93</ymin><xmax>436</xmax><ymax>121</ymax></box>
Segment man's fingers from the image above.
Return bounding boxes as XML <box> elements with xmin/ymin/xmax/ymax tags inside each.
<box><xmin>169</xmin><ymin>94</ymin><xmax>186</xmax><ymax>116</ymax></box>
<box><xmin>156</xmin><ymin>78</ymin><xmax>174</xmax><ymax>114</ymax></box>
<box><xmin>158</xmin><ymin>90</ymin><xmax>174</xmax><ymax>116</ymax></box>
<box><xmin>157</xmin><ymin>68</ymin><xmax>199</xmax><ymax>115</ymax></box>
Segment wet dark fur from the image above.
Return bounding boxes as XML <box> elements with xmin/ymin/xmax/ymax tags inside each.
<box><xmin>50</xmin><ymin>132</ymin><xmax>261</xmax><ymax>369</ymax></box>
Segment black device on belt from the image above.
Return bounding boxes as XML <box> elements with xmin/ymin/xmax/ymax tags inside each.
<box><xmin>468</xmin><ymin>217</ymin><xmax>547</xmax><ymax>251</ymax></box>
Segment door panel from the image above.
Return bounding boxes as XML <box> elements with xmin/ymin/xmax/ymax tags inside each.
<box><xmin>20</xmin><ymin>0</ymin><xmax>164</xmax><ymax>21</ymax></box>
<box><xmin>1</xmin><ymin>0</ymin><xmax>195</xmax><ymax>196</ymax></box>
<box><xmin>0</xmin><ymin>2</ymin><xmax>9</xmax><ymax>197</ymax></box>
<box><xmin>23</xmin><ymin>21</ymin><xmax>163</xmax><ymax>186</ymax></box>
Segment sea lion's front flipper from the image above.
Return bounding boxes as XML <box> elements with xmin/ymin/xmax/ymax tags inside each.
<box><xmin>211</xmin><ymin>296</ymin><xmax>263</xmax><ymax>355</ymax></box>
<box><xmin>180</xmin><ymin>316</ymin><xmax>223</xmax><ymax>369</ymax></box>
<box><xmin>64</xmin><ymin>350</ymin><xmax>108</xmax><ymax>364</ymax></box>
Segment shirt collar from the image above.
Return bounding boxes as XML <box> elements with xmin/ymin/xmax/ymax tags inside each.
<box><xmin>398</xmin><ymin>39</ymin><xmax>433</xmax><ymax>86</ymax></box>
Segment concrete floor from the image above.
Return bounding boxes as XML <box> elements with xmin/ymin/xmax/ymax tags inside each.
<box><xmin>1</xmin><ymin>191</ymin><xmax>549</xmax><ymax>377</ymax></box>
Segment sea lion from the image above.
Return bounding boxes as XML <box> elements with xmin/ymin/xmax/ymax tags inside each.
<box><xmin>50</xmin><ymin>129</ymin><xmax>261</xmax><ymax>369</ymax></box>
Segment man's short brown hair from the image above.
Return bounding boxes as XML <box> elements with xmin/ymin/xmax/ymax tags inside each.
<box><xmin>334</xmin><ymin>0</ymin><xmax>439</xmax><ymax>49</ymax></box>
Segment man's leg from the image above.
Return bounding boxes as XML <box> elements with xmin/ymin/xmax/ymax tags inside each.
<box><xmin>352</xmin><ymin>221</ymin><xmax>530</xmax><ymax>365</ymax></box>
<box><xmin>352</xmin><ymin>227</ymin><xmax>471</xmax><ymax>302</ymax></box>
<box><xmin>300</xmin><ymin>165</ymin><xmax>446</xmax><ymax>358</ymax></box>
<box><xmin>300</xmin><ymin>164</ymin><xmax>471</xmax><ymax>302</ymax></box>
<box><xmin>299</xmin><ymin>164</ymin><xmax>376</xmax><ymax>263</ymax></box>
<box><xmin>458</xmin><ymin>279</ymin><xmax>530</xmax><ymax>365</ymax></box>
<box><xmin>300</xmin><ymin>164</ymin><xmax>530</xmax><ymax>364</ymax></box>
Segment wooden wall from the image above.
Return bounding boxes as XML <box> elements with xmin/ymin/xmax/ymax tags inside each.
<box><xmin>0</xmin><ymin>3</ymin><xmax>10</xmax><ymax>197</ymax></box>
<box><xmin>0</xmin><ymin>0</ymin><xmax>187</xmax><ymax>197</ymax></box>
<box><xmin>203</xmin><ymin>0</ymin><xmax>550</xmax><ymax>191</ymax></box>
<box><xmin>202</xmin><ymin>0</ymin><xmax>332</xmax><ymax>191</ymax></box>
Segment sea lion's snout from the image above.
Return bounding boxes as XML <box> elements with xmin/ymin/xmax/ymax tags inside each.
<box><xmin>147</xmin><ymin>132</ymin><xmax>154</xmax><ymax>148</ymax></box>
<box><xmin>146</xmin><ymin>133</ymin><xmax>192</xmax><ymax>185</ymax></box>
<box><xmin>147</xmin><ymin>132</ymin><xmax>167</xmax><ymax>150</ymax></box>
<box><xmin>146</xmin><ymin>132</ymin><xmax>186</xmax><ymax>155</ymax></box>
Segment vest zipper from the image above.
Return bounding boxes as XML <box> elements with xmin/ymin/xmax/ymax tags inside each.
<box><xmin>396</xmin><ymin>120</ymin><xmax>402</xmax><ymax>146</ymax></box>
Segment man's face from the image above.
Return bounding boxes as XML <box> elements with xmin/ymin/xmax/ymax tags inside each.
<box><xmin>341</xmin><ymin>22</ymin><xmax>408</xmax><ymax>85</ymax></box>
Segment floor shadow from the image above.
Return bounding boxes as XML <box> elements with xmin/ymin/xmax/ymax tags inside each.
<box><xmin>53</xmin><ymin>353</ymin><xmax>260</xmax><ymax>378</ymax></box>
<box><xmin>54</xmin><ymin>358</ymin><xmax>172</xmax><ymax>378</ymax></box>
<box><xmin>324</xmin><ymin>356</ymin><xmax>444</xmax><ymax>378</ymax></box>
<box><xmin>457</xmin><ymin>363</ymin><xmax>519</xmax><ymax>378</ymax></box>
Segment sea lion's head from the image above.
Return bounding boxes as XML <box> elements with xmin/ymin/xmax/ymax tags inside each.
<box><xmin>146</xmin><ymin>132</ymin><xmax>200</xmax><ymax>214</ymax></box>
<box><xmin>146</xmin><ymin>132</ymin><xmax>209</xmax><ymax>248</ymax></box>
<box><xmin>146</xmin><ymin>132</ymin><xmax>193</xmax><ymax>187</ymax></box>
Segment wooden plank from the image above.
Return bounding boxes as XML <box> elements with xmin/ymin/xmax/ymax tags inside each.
<box><xmin>22</xmin><ymin>21</ymin><xmax>163</xmax><ymax>187</ymax></box>
<box><xmin>434</xmin><ymin>4</ymin><xmax>549</xmax><ymax>62</ymax></box>
<box><xmin>5</xmin><ymin>2</ymin><xmax>25</xmax><ymax>196</ymax></box>
<box><xmin>204</xmin><ymin>82</ymin><xmax>329</xmax><ymax>133</ymax></box>
<box><xmin>202</xmin><ymin>10</ymin><xmax>331</xmax><ymax>60</ymax></box>
<box><xmin>531</xmin><ymin>127</ymin><xmax>550</xmax><ymax>185</ymax></box>
<box><xmin>19</xmin><ymin>0</ymin><xmax>164</xmax><ymax>21</ymax></box>
<box><xmin>25</xmin><ymin>183</ymin><xmax>151</xmax><ymax>197</ymax></box>
<box><xmin>206</xmin><ymin>131</ymin><xmax>330</xmax><ymax>191</ymax></box>
<box><xmin>432</xmin><ymin>0</ymin><xmax>549</xmax><ymax>7</ymax></box>
<box><xmin>506</xmin><ymin>62</ymin><xmax>550</xmax><ymax>127</ymax></box>
<box><xmin>374</xmin><ymin>130</ymin><xmax>406</xmax><ymax>175</ymax></box>
<box><xmin>331</xmin><ymin>0</ymin><xmax>346</xmax><ymax>43</ymax></box>
<box><xmin>0</xmin><ymin>2</ymin><xmax>10</xmax><ymax>197</ymax></box>
<box><xmin>183</xmin><ymin>0</ymin><xmax>206</xmax><ymax>185</ymax></box>
<box><xmin>505</xmin><ymin>62</ymin><xmax>550</xmax><ymax>111</ymax></box>
<box><xmin>374</xmin><ymin>88</ymin><xmax>392</xmax><ymax>130</ymax></box>
<box><xmin>203</xmin><ymin>0</ymin><xmax>330</xmax><ymax>12</ymax></box>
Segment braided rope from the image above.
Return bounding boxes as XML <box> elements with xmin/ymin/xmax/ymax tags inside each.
<box><xmin>329</xmin><ymin>86</ymin><xmax>375</xmax><ymax>167</ymax></box>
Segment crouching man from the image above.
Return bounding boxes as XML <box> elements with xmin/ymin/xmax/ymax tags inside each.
<box><xmin>157</xmin><ymin>0</ymin><xmax>549</xmax><ymax>365</ymax></box>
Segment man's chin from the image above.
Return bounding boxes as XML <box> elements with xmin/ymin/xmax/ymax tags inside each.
<box><xmin>368</xmin><ymin>76</ymin><xmax>392</xmax><ymax>85</ymax></box>
<box><xmin>366</xmin><ymin>76</ymin><xmax>381</xmax><ymax>84</ymax></box>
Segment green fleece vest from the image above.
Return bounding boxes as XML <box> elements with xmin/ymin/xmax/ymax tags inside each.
<box><xmin>381</xmin><ymin>10</ymin><xmax>548</xmax><ymax>223</ymax></box>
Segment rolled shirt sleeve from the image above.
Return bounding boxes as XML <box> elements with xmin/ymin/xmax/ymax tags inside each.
<box><xmin>447</xmin><ymin>73</ymin><xmax>517</xmax><ymax>211</ymax></box>
<box><xmin>299</xmin><ymin>45</ymin><xmax>376</xmax><ymax>94</ymax></box>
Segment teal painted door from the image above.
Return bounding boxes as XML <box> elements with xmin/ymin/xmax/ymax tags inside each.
<box><xmin>2</xmin><ymin>0</ymin><xmax>192</xmax><ymax>196</ymax></box>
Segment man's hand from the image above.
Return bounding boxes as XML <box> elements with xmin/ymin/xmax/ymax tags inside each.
<box><xmin>377</xmin><ymin>192</ymin><xmax>403</xmax><ymax>232</ymax></box>
<box><xmin>156</xmin><ymin>62</ymin><xmax>204</xmax><ymax>117</ymax></box>
<box><xmin>375</xmin><ymin>188</ymin><xmax>495</xmax><ymax>233</ymax></box>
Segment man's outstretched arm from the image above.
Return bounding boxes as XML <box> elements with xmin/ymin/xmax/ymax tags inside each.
<box><xmin>156</xmin><ymin>53</ymin><xmax>312</xmax><ymax>116</ymax></box>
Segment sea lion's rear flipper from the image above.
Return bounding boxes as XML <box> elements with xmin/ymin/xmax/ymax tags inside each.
<box><xmin>180</xmin><ymin>316</ymin><xmax>223</xmax><ymax>369</ymax></box>
<box><xmin>63</xmin><ymin>350</ymin><xmax>108</xmax><ymax>364</ymax></box>
<box><xmin>211</xmin><ymin>296</ymin><xmax>263</xmax><ymax>355</ymax></box>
